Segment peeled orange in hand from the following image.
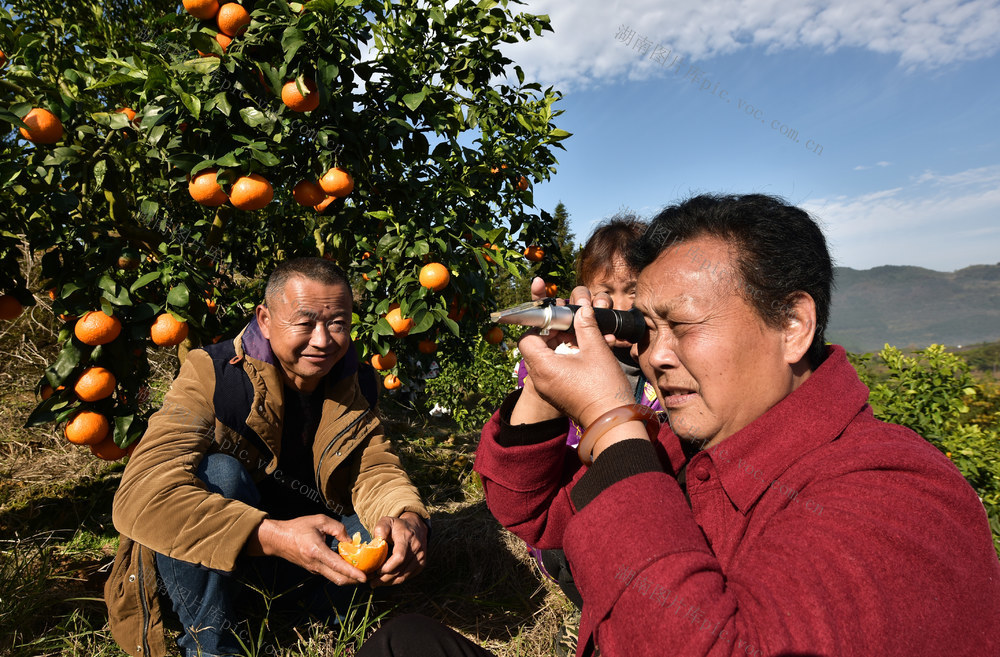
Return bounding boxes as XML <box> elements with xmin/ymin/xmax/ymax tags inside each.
<box><xmin>338</xmin><ymin>532</ymin><xmax>388</xmax><ymax>576</ymax></box>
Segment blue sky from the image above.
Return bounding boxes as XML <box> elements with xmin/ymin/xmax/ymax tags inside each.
<box><xmin>503</xmin><ymin>0</ymin><xmax>1000</xmax><ymax>272</ymax></box>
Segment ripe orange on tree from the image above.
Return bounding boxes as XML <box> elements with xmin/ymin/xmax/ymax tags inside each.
<box><xmin>338</xmin><ymin>532</ymin><xmax>388</xmax><ymax>575</ymax></box>
<box><xmin>293</xmin><ymin>180</ymin><xmax>326</xmax><ymax>206</ymax></box>
<box><xmin>314</xmin><ymin>195</ymin><xmax>336</xmax><ymax>214</ymax></box>
<box><xmin>483</xmin><ymin>243</ymin><xmax>499</xmax><ymax>264</ymax></box>
<box><xmin>320</xmin><ymin>167</ymin><xmax>354</xmax><ymax>198</ymax></box>
<box><xmin>371</xmin><ymin>350</ymin><xmax>397</xmax><ymax>370</ymax></box>
<box><xmin>183</xmin><ymin>0</ymin><xmax>219</xmax><ymax>19</ymax></box>
<box><xmin>385</xmin><ymin>307</ymin><xmax>414</xmax><ymax>337</ymax></box>
<box><xmin>116</xmin><ymin>107</ymin><xmax>137</xmax><ymax>123</ymax></box>
<box><xmin>65</xmin><ymin>410</ymin><xmax>110</xmax><ymax>445</ymax></box>
<box><xmin>516</xmin><ymin>176</ymin><xmax>529</xmax><ymax>191</ymax></box>
<box><xmin>189</xmin><ymin>169</ymin><xmax>228</xmax><ymax>206</ymax></box>
<box><xmin>523</xmin><ymin>245</ymin><xmax>544</xmax><ymax>262</ymax></box>
<box><xmin>74</xmin><ymin>366</ymin><xmax>117</xmax><ymax>402</ymax></box>
<box><xmin>75</xmin><ymin>310</ymin><xmax>122</xmax><ymax>345</ymax></box>
<box><xmin>19</xmin><ymin>107</ymin><xmax>63</xmax><ymax>144</ymax></box>
<box><xmin>90</xmin><ymin>437</ymin><xmax>128</xmax><ymax>461</ymax></box>
<box><xmin>484</xmin><ymin>326</ymin><xmax>503</xmax><ymax>344</ymax></box>
<box><xmin>118</xmin><ymin>248</ymin><xmax>140</xmax><ymax>269</ymax></box>
<box><xmin>418</xmin><ymin>262</ymin><xmax>450</xmax><ymax>292</ymax></box>
<box><xmin>417</xmin><ymin>339</ymin><xmax>437</xmax><ymax>354</ymax></box>
<box><xmin>215</xmin><ymin>32</ymin><xmax>233</xmax><ymax>52</ymax></box>
<box><xmin>545</xmin><ymin>282</ymin><xmax>558</xmax><ymax>297</ymax></box>
<box><xmin>217</xmin><ymin>3</ymin><xmax>250</xmax><ymax>36</ymax></box>
<box><xmin>447</xmin><ymin>298</ymin><xmax>466</xmax><ymax>322</ymax></box>
<box><xmin>0</xmin><ymin>294</ymin><xmax>24</xmax><ymax>320</ymax></box>
<box><xmin>490</xmin><ymin>164</ymin><xmax>508</xmax><ymax>174</ymax></box>
<box><xmin>281</xmin><ymin>78</ymin><xmax>319</xmax><ymax>112</ymax></box>
<box><xmin>0</xmin><ymin>50</ymin><xmax>6</xmax><ymax>68</ymax></box>
<box><xmin>230</xmin><ymin>173</ymin><xmax>273</xmax><ymax>210</ymax></box>
<box><xmin>151</xmin><ymin>313</ymin><xmax>190</xmax><ymax>346</ymax></box>
<box><xmin>382</xmin><ymin>374</ymin><xmax>402</xmax><ymax>390</ymax></box>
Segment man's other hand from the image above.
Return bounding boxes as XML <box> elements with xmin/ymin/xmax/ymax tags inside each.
<box><xmin>370</xmin><ymin>511</ymin><xmax>429</xmax><ymax>586</ymax></box>
<box><xmin>246</xmin><ymin>515</ymin><xmax>367</xmax><ymax>586</ymax></box>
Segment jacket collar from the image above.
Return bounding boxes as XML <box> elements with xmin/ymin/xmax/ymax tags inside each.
<box><xmin>235</xmin><ymin>316</ymin><xmax>361</xmax><ymax>388</ymax></box>
<box><xmin>690</xmin><ymin>345</ymin><xmax>871</xmax><ymax>514</ymax></box>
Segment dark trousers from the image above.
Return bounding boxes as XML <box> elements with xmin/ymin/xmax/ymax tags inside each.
<box><xmin>357</xmin><ymin>614</ymin><xmax>498</xmax><ymax>657</ymax></box>
<box><xmin>154</xmin><ymin>453</ymin><xmax>368</xmax><ymax>657</ymax></box>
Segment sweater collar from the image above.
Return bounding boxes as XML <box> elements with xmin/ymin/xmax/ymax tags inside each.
<box><xmin>690</xmin><ymin>345</ymin><xmax>871</xmax><ymax>514</ymax></box>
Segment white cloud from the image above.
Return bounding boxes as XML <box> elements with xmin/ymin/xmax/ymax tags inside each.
<box><xmin>504</xmin><ymin>0</ymin><xmax>1000</xmax><ymax>90</ymax></box>
<box><xmin>853</xmin><ymin>161</ymin><xmax>893</xmax><ymax>170</ymax></box>
<box><xmin>802</xmin><ymin>164</ymin><xmax>1000</xmax><ymax>269</ymax></box>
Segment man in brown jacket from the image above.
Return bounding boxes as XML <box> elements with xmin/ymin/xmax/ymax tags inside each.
<box><xmin>105</xmin><ymin>258</ymin><xmax>430</xmax><ymax>657</ymax></box>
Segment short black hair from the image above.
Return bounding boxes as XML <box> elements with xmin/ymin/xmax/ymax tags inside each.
<box><xmin>264</xmin><ymin>257</ymin><xmax>352</xmax><ymax>307</ymax></box>
<box><xmin>577</xmin><ymin>214</ymin><xmax>648</xmax><ymax>286</ymax></box>
<box><xmin>630</xmin><ymin>194</ymin><xmax>834</xmax><ymax>367</ymax></box>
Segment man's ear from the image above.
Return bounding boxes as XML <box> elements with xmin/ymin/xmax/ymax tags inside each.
<box><xmin>781</xmin><ymin>292</ymin><xmax>817</xmax><ymax>366</ymax></box>
<box><xmin>255</xmin><ymin>304</ymin><xmax>271</xmax><ymax>340</ymax></box>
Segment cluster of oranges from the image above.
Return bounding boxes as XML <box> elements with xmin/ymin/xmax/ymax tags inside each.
<box><xmin>179</xmin><ymin>2</ymin><xmax>336</xmax><ymax>214</ymax></box>
<box><xmin>292</xmin><ymin>167</ymin><xmax>355</xmax><ymax>213</ymax></box>
<box><xmin>189</xmin><ymin>166</ymin><xmax>354</xmax><ymax>213</ymax></box>
<box><xmin>369</xmin><ymin>261</ymin><xmax>456</xmax><ymax>390</ymax></box>
<box><xmin>45</xmin><ymin>309</ymin><xmax>190</xmax><ymax>459</ymax></box>
<box><xmin>184</xmin><ymin>0</ymin><xmax>250</xmax><ymax>43</ymax></box>
<box><xmin>189</xmin><ymin>168</ymin><xmax>275</xmax><ymax>211</ymax></box>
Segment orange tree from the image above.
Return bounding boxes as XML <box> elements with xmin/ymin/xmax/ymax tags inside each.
<box><xmin>0</xmin><ymin>0</ymin><xmax>570</xmax><ymax>451</ymax></box>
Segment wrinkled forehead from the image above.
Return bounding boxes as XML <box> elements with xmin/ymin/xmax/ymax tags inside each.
<box><xmin>271</xmin><ymin>280</ymin><xmax>353</xmax><ymax>318</ymax></box>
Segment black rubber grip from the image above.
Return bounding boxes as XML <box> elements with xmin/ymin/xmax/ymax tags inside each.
<box><xmin>565</xmin><ymin>305</ymin><xmax>647</xmax><ymax>343</ymax></box>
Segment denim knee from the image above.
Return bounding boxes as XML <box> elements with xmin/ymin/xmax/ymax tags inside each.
<box><xmin>197</xmin><ymin>452</ymin><xmax>260</xmax><ymax>507</ymax></box>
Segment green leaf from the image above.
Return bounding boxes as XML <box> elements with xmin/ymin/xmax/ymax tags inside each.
<box><xmin>167</xmin><ymin>283</ymin><xmax>191</xmax><ymax>307</ymax></box>
<box><xmin>131</xmin><ymin>271</ymin><xmax>161</xmax><ymax>292</ymax></box>
<box><xmin>442</xmin><ymin>316</ymin><xmax>460</xmax><ymax>337</ymax></box>
<box><xmin>113</xmin><ymin>414</ymin><xmax>135</xmax><ymax>447</ymax></box>
<box><xmin>239</xmin><ymin>107</ymin><xmax>272</xmax><ymax>128</ymax></box>
<box><xmin>412</xmin><ymin>309</ymin><xmax>434</xmax><ymax>334</ymax></box>
<box><xmin>180</xmin><ymin>92</ymin><xmax>201</xmax><ymax>120</ymax></box>
<box><xmin>213</xmin><ymin>92</ymin><xmax>233</xmax><ymax>117</ymax></box>
<box><xmin>402</xmin><ymin>89</ymin><xmax>427</xmax><ymax>111</ymax></box>
<box><xmin>215</xmin><ymin>151</ymin><xmax>242</xmax><ymax>167</ymax></box>
<box><xmin>48</xmin><ymin>341</ymin><xmax>82</xmax><ymax>386</ymax></box>
<box><xmin>281</xmin><ymin>27</ymin><xmax>307</xmax><ymax>62</ymax></box>
<box><xmin>94</xmin><ymin>159</ymin><xmax>107</xmax><ymax>188</ymax></box>
<box><xmin>251</xmin><ymin>150</ymin><xmax>280</xmax><ymax>166</ymax></box>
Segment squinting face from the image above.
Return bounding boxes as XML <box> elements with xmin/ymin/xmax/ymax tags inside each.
<box><xmin>632</xmin><ymin>236</ymin><xmax>801</xmax><ymax>447</ymax></box>
<box><xmin>256</xmin><ymin>276</ymin><xmax>353</xmax><ymax>393</ymax></box>
<box><xmin>586</xmin><ymin>255</ymin><xmax>638</xmax><ymax>348</ymax></box>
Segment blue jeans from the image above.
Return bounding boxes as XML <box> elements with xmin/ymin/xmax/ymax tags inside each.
<box><xmin>155</xmin><ymin>453</ymin><xmax>369</xmax><ymax>657</ymax></box>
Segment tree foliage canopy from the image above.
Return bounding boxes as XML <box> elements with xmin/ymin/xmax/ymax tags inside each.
<box><xmin>1</xmin><ymin>0</ymin><xmax>571</xmax><ymax>447</ymax></box>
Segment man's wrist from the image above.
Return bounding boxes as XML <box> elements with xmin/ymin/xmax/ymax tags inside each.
<box><xmin>246</xmin><ymin>518</ymin><xmax>276</xmax><ymax>557</ymax></box>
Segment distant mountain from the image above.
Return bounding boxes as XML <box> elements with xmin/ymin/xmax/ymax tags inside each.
<box><xmin>827</xmin><ymin>264</ymin><xmax>1000</xmax><ymax>353</ymax></box>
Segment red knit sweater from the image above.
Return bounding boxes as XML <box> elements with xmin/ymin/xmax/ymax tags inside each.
<box><xmin>475</xmin><ymin>346</ymin><xmax>1000</xmax><ymax>656</ymax></box>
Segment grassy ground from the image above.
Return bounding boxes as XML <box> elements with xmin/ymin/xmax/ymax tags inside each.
<box><xmin>0</xmin><ymin>309</ymin><xmax>573</xmax><ymax>656</ymax></box>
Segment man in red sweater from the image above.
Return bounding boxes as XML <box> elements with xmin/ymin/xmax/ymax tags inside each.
<box><xmin>358</xmin><ymin>194</ymin><xmax>1000</xmax><ymax>656</ymax></box>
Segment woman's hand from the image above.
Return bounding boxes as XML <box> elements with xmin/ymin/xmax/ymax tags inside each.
<box><xmin>516</xmin><ymin>285</ymin><xmax>632</xmax><ymax>428</ymax></box>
